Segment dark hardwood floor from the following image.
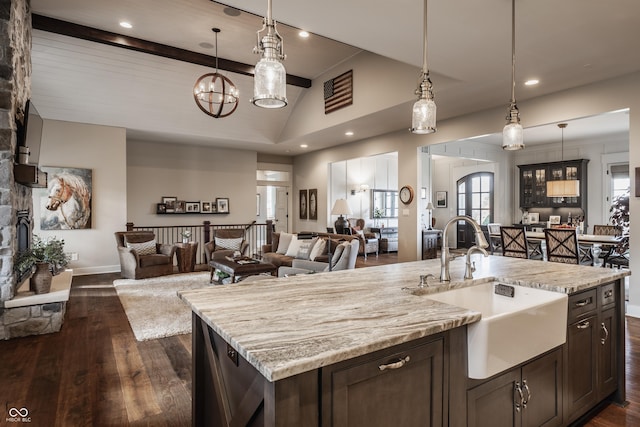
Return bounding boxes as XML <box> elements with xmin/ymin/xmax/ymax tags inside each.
<box><xmin>0</xmin><ymin>253</ymin><xmax>636</xmax><ymax>426</ymax></box>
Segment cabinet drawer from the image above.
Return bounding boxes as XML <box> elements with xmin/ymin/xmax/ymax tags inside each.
<box><xmin>568</xmin><ymin>289</ymin><xmax>597</xmax><ymax>323</ymax></box>
<box><xmin>600</xmin><ymin>283</ymin><xmax>616</xmax><ymax>308</ymax></box>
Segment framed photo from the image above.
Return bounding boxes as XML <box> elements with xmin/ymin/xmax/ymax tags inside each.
<box><xmin>435</xmin><ymin>191</ymin><xmax>447</xmax><ymax>208</ymax></box>
<box><xmin>156</xmin><ymin>203</ymin><xmax>167</xmax><ymax>214</ymax></box>
<box><xmin>162</xmin><ymin>196</ymin><xmax>177</xmax><ymax>213</ymax></box>
<box><xmin>308</xmin><ymin>189</ymin><xmax>318</xmax><ymax>220</ymax></box>
<box><xmin>175</xmin><ymin>200</ymin><xmax>186</xmax><ymax>213</ymax></box>
<box><xmin>201</xmin><ymin>201</ymin><xmax>212</xmax><ymax>213</ymax></box>
<box><xmin>549</xmin><ymin>215</ymin><xmax>561</xmax><ymax>225</ymax></box>
<box><xmin>186</xmin><ymin>201</ymin><xmax>200</xmax><ymax>213</ymax></box>
<box><xmin>299</xmin><ymin>189</ymin><xmax>308</xmax><ymax>219</ymax></box>
<box><xmin>216</xmin><ymin>198</ymin><xmax>229</xmax><ymax>213</ymax></box>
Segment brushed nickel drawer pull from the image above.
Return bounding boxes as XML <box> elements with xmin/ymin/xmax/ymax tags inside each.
<box><xmin>574</xmin><ymin>298</ymin><xmax>591</xmax><ymax>308</ymax></box>
<box><xmin>378</xmin><ymin>356</ymin><xmax>410</xmax><ymax>371</ymax></box>
<box><xmin>601</xmin><ymin>322</ymin><xmax>609</xmax><ymax>345</ymax></box>
<box><xmin>515</xmin><ymin>382</ymin><xmax>524</xmax><ymax>412</ymax></box>
<box><xmin>577</xmin><ymin>320</ymin><xmax>590</xmax><ymax>329</ymax></box>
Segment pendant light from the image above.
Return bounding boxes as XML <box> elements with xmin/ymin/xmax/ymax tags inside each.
<box><xmin>193</xmin><ymin>28</ymin><xmax>239</xmax><ymax>118</ymax></box>
<box><xmin>547</xmin><ymin>123</ymin><xmax>580</xmax><ymax>199</ymax></box>
<box><xmin>502</xmin><ymin>0</ymin><xmax>524</xmax><ymax>150</ymax></box>
<box><xmin>251</xmin><ymin>0</ymin><xmax>287</xmax><ymax>109</ymax></box>
<box><xmin>411</xmin><ymin>0</ymin><xmax>436</xmax><ymax>134</ymax></box>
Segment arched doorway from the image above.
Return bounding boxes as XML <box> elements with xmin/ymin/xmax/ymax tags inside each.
<box><xmin>456</xmin><ymin>172</ymin><xmax>494</xmax><ymax>248</ymax></box>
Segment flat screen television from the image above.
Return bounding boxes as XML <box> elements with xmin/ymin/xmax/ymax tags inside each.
<box><xmin>15</xmin><ymin>99</ymin><xmax>43</xmax><ymax>166</ymax></box>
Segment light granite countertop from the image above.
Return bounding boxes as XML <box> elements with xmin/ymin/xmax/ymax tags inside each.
<box><xmin>178</xmin><ymin>255</ymin><xmax>630</xmax><ymax>382</ymax></box>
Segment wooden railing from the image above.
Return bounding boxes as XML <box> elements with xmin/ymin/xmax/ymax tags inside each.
<box><xmin>126</xmin><ymin>220</ymin><xmax>274</xmax><ymax>265</ymax></box>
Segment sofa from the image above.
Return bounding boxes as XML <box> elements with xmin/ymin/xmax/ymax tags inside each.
<box><xmin>114</xmin><ymin>231</ymin><xmax>175</xmax><ymax>279</ymax></box>
<box><xmin>261</xmin><ymin>231</ymin><xmax>360</xmax><ymax>269</ymax></box>
<box><xmin>278</xmin><ymin>239</ymin><xmax>360</xmax><ymax>277</ymax></box>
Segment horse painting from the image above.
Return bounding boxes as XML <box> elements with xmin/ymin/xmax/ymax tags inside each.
<box><xmin>41</xmin><ymin>170</ymin><xmax>92</xmax><ymax>230</ymax></box>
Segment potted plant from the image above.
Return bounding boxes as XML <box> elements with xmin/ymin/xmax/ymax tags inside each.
<box><xmin>16</xmin><ymin>235</ymin><xmax>70</xmax><ymax>294</ymax></box>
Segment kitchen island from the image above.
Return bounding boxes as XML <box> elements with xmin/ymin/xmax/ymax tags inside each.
<box><xmin>179</xmin><ymin>256</ymin><xmax>630</xmax><ymax>426</ymax></box>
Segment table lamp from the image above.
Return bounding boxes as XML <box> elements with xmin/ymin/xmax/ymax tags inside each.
<box><xmin>426</xmin><ymin>202</ymin><xmax>434</xmax><ymax>230</ymax></box>
<box><xmin>331</xmin><ymin>199</ymin><xmax>352</xmax><ymax>234</ymax></box>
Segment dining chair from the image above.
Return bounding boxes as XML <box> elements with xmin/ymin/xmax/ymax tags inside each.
<box><xmin>544</xmin><ymin>228</ymin><xmax>580</xmax><ymax>264</ymax></box>
<box><xmin>500</xmin><ymin>226</ymin><xmax>529</xmax><ymax>259</ymax></box>
<box><xmin>487</xmin><ymin>223</ymin><xmax>502</xmax><ymax>255</ymax></box>
<box><xmin>582</xmin><ymin>225</ymin><xmax>622</xmax><ymax>265</ymax></box>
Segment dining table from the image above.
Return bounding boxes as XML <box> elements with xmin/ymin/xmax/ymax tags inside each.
<box><xmin>525</xmin><ymin>230</ymin><xmax>622</xmax><ymax>265</ymax></box>
<box><xmin>525</xmin><ymin>231</ymin><xmax>622</xmax><ymax>245</ymax></box>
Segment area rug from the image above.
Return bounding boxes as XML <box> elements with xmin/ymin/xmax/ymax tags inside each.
<box><xmin>113</xmin><ymin>272</ymin><xmax>209</xmax><ymax>341</ymax></box>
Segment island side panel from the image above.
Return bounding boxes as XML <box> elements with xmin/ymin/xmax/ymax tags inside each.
<box><xmin>192</xmin><ymin>313</ymin><xmax>319</xmax><ymax>427</ymax></box>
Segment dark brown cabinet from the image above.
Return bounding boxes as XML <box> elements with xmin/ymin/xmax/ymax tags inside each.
<box><xmin>422</xmin><ymin>229</ymin><xmax>442</xmax><ymax>260</ymax></box>
<box><xmin>467</xmin><ymin>348</ymin><xmax>563</xmax><ymax>427</ymax></box>
<box><xmin>518</xmin><ymin>159</ymin><xmax>589</xmax><ymax>210</ymax></box>
<box><xmin>564</xmin><ymin>283</ymin><xmax>619</xmax><ymax>424</ymax></box>
<box><xmin>322</xmin><ymin>338</ymin><xmax>444</xmax><ymax>427</ymax></box>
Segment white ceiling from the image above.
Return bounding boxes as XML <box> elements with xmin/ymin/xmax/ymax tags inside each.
<box><xmin>29</xmin><ymin>0</ymin><xmax>639</xmax><ymax>155</ymax></box>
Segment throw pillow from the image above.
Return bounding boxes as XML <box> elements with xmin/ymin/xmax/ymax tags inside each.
<box><xmin>276</xmin><ymin>232</ymin><xmax>294</xmax><ymax>254</ymax></box>
<box><xmin>126</xmin><ymin>239</ymin><xmax>157</xmax><ymax>256</ymax></box>
<box><xmin>331</xmin><ymin>242</ymin><xmax>349</xmax><ymax>269</ymax></box>
<box><xmin>215</xmin><ymin>236</ymin><xmax>243</xmax><ymax>251</ymax></box>
<box><xmin>285</xmin><ymin>236</ymin><xmax>303</xmax><ymax>257</ymax></box>
<box><xmin>309</xmin><ymin>238</ymin><xmax>326</xmax><ymax>261</ymax></box>
<box><xmin>332</xmin><ymin>242</ymin><xmax>353</xmax><ymax>270</ymax></box>
<box><xmin>295</xmin><ymin>237</ymin><xmax>318</xmax><ymax>260</ymax></box>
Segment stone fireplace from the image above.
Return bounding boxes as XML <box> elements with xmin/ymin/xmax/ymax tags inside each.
<box><xmin>1</xmin><ymin>0</ymin><xmax>38</xmax><ymax>337</ymax></box>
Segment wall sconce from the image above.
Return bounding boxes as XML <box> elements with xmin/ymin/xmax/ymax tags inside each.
<box><xmin>350</xmin><ymin>184</ymin><xmax>370</xmax><ymax>195</ymax></box>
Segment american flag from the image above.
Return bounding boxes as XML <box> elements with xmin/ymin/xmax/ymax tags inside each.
<box><xmin>323</xmin><ymin>70</ymin><xmax>353</xmax><ymax>114</ymax></box>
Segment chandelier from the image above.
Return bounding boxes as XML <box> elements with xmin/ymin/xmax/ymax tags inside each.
<box><xmin>547</xmin><ymin>123</ymin><xmax>580</xmax><ymax>199</ymax></box>
<box><xmin>193</xmin><ymin>28</ymin><xmax>239</xmax><ymax>118</ymax></box>
<box><xmin>411</xmin><ymin>0</ymin><xmax>436</xmax><ymax>134</ymax></box>
<box><xmin>502</xmin><ymin>0</ymin><xmax>524</xmax><ymax>150</ymax></box>
<box><xmin>251</xmin><ymin>0</ymin><xmax>288</xmax><ymax>108</ymax></box>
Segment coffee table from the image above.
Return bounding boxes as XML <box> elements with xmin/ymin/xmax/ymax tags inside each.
<box><xmin>209</xmin><ymin>256</ymin><xmax>276</xmax><ymax>284</ymax></box>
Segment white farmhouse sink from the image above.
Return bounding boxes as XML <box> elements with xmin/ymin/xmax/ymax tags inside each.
<box><xmin>427</xmin><ymin>282</ymin><xmax>568</xmax><ymax>379</ymax></box>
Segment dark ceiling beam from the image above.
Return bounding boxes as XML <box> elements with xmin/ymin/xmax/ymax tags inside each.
<box><xmin>32</xmin><ymin>14</ymin><xmax>312</xmax><ymax>89</ymax></box>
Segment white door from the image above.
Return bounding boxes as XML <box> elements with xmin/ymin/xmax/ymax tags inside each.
<box><xmin>274</xmin><ymin>187</ymin><xmax>288</xmax><ymax>233</ymax></box>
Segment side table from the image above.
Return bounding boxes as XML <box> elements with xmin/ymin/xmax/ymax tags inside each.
<box><xmin>175</xmin><ymin>242</ymin><xmax>198</xmax><ymax>273</ymax></box>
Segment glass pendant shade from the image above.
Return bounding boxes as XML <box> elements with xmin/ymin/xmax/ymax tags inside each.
<box><xmin>502</xmin><ymin>112</ymin><xmax>524</xmax><ymax>150</ymax></box>
<box><xmin>412</xmin><ymin>97</ymin><xmax>436</xmax><ymax>134</ymax></box>
<box><xmin>253</xmin><ymin>56</ymin><xmax>287</xmax><ymax>108</ymax></box>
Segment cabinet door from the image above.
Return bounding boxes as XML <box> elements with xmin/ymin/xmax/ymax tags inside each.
<box><xmin>598</xmin><ymin>307</ymin><xmax>618</xmax><ymax>399</ymax></box>
<box><xmin>467</xmin><ymin>369</ymin><xmax>521</xmax><ymax>427</ymax></box>
<box><xmin>521</xmin><ymin>349</ymin><xmax>563</xmax><ymax>427</ymax></box>
<box><xmin>327</xmin><ymin>339</ymin><xmax>443</xmax><ymax>427</ymax></box>
<box><xmin>565</xmin><ymin>314</ymin><xmax>598</xmax><ymax>421</ymax></box>
<box><xmin>519</xmin><ymin>166</ymin><xmax>546</xmax><ymax>208</ymax></box>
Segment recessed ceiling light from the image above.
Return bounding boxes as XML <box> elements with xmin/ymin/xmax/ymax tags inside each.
<box><xmin>300</xmin><ymin>144</ymin><xmax>308</xmax><ymax>148</ymax></box>
<box><xmin>119</xmin><ymin>21</ymin><xmax>132</xmax><ymax>29</ymax></box>
<box><xmin>524</xmin><ymin>79</ymin><xmax>539</xmax><ymax>86</ymax></box>
<box><xmin>345</xmin><ymin>131</ymin><xmax>354</xmax><ymax>136</ymax></box>
<box><xmin>299</xmin><ymin>31</ymin><xmax>310</xmax><ymax>38</ymax></box>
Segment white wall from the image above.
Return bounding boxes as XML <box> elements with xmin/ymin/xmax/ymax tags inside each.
<box><xmin>126</xmin><ymin>140</ymin><xmax>258</xmax><ymax>227</ymax></box>
<box><xmin>34</xmin><ymin>120</ymin><xmax>127</xmax><ymax>275</ymax></box>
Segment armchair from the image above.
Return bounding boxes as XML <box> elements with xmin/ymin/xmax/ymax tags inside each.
<box><xmin>278</xmin><ymin>239</ymin><xmax>359</xmax><ymax>277</ymax></box>
<box><xmin>114</xmin><ymin>231</ymin><xmax>175</xmax><ymax>279</ymax></box>
<box><xmin>204</xmin><ymin>228</ymin><xmax>249</xmax><ymax>264</ymax></box>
